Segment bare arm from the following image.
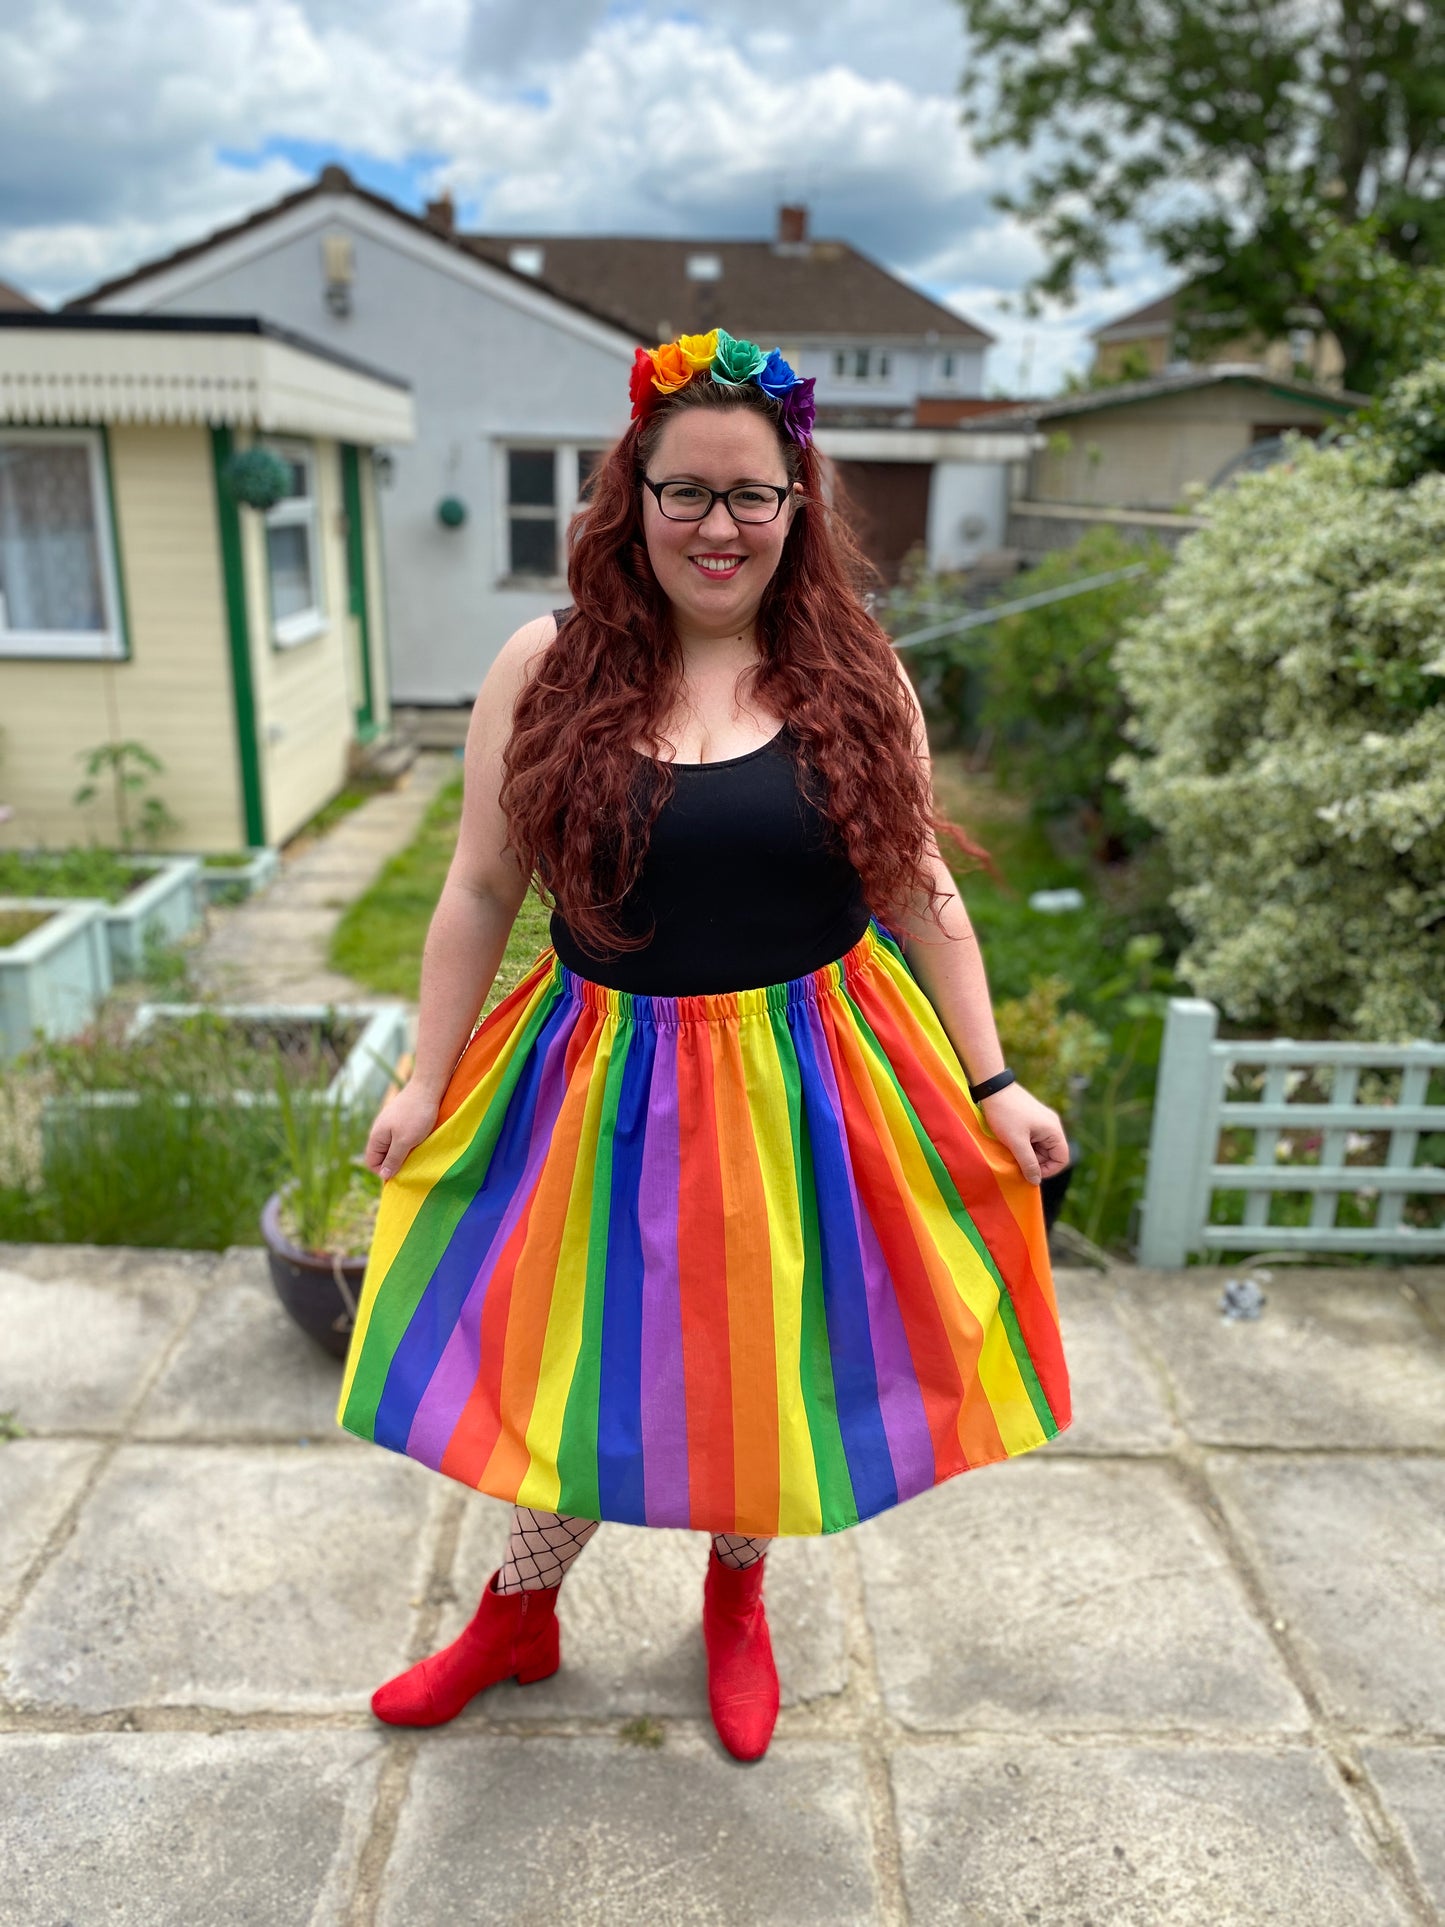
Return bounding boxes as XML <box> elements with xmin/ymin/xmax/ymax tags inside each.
<box><xmin>365</xmin><ymin>614</ymin><xmax>557</xmax><ymax>1179</ymax></box>
<box><xmin>406</xmin><ymin>614</ymin><xmax>556</xmax><ymax>1102</ymax></box>
<box><xmin>888</xmin><ymin>655</ymin><xmax>1069</xmax><ymax>1184</ymax></box>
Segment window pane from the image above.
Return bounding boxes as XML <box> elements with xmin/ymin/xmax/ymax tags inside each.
<box><xmin>267</xmin><ymin>522</ymin><xmax>315</xmax><ymax>620</ymax></box>
<box><xmin>282</xmin><ymin>457</ymin><xmax>308</xmax><ymax>499</ymax></box>
<box><xmin>0</xmin><ymin>442</ymin><xmax>105</xmax><ymax>633</ymax></box>
<box><xmin>509</xmin><ymin>516</ymin><xmax>557</xmax><ymax>576</ymax></box>
<box><xmin>508</xmin><ymin>449</ymin><xmax>555</xmax><ymax>508</ymax></box>
<box><xmin>853</xmin><ymin>349</ymin><xmax>869</xmax><ymax>378</ymax></box>
<box><xmin>878</xmin><ymin>354</ymin><xmax>890</xmax><ymax>378</ymax></box>
<box><xmin>833</xmin><ymin>352</ymin><xmax>846</xmax><ymax>377</ymax></box>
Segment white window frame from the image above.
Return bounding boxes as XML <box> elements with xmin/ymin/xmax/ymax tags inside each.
<box><xmin>0</xmin><ymin>427</ymin><xmax>125</xmax><ymax>661</ymax></box>
<box><xmin>262</xmin><ymin>437</ymin><xmax>328</xmax><ymax>649</ymax></box>
<box><xmin>495</xmin><ymin>442</ymin><xmax>606</xmax><ymax>587</ymax></box>
<box><xmin>830</xmin><ymin>348</ymin><xmax>893</xmax><ymax>386</ymax></box>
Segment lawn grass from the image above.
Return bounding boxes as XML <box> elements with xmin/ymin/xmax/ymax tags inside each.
<box><xmin>328</xmin><ymin>770</ymin><xmax>555</xmax><ymax>1014</ymax></box>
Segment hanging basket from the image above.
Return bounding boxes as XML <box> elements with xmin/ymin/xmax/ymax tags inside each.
<box><xmin>221</xmin><ymin>447</ymin><xmax>293</xmax><ymax>511</ymax></box>
<box><xmin>436</xmin><ymin>495</ymin><xmax>468</xmax><ymax>529</ymax></box>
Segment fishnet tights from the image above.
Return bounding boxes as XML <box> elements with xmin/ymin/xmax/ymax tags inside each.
<box><xmin>492</xmin><ymin>1510</ymin><xmax>771</xmax><ymax>1592</ymax></box>
<box><xmin>495</xmin><ymin>1508</ymin><xmax>600</xmax><ymax>1594</ymax></box>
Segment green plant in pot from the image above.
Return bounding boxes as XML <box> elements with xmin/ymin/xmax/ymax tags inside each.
<box><xmin>991</xmin><ymin>974</ymin><xmax>1109</xmax><ymax>1233</ymax></box>
<box><xmin>260</xmin><ymin>1048</ymin><xmax>382</xmax><ymax>1360</ymax></box>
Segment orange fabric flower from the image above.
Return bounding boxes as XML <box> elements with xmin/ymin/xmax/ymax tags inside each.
<box><xmin>650</xmin><ymin>340</ymin><xmax>694</xmax><ymax>393</ymax></box>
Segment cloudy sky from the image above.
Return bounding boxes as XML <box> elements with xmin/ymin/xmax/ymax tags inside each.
<box><xmin>0</xmin><ymin>0</ymin><xmax>1173</xmax><ymax>394</ymax></box>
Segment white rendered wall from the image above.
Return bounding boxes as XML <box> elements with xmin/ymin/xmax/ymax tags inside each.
<box><xmin>94</xmin><ymin>199</ymin><xmax>636</xmax><ymax>703</ymax></box>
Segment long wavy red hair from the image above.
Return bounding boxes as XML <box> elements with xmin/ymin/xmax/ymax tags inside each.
<box><xmin>500</xmin><ymin>375</ymin><xmax>995</xmax><ymax>960</ymax></box>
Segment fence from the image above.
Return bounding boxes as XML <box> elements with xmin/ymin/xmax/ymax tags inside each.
<box><xmin>1137</xmin><ymin>997</ymin><xmax>1445</xmax><ymax>1265</ymax></box>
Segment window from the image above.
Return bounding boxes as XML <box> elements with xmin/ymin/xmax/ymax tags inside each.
<box><xmin>263</xmin><ymin>441</ymin><xmax>326</xmax><ymax>647</ymax></box>
<box><xmin>506</xmin><ymin>448</ymin><xmax>558</xmax><ymax>577</ymax></box>
<box><xmin>938</xmin><ymin>352</ymin><xmax>956</xmax><ymax>382</ymax></box>
<box><xmin>831</xmin><ymin>348</ymin><xmax>891</xmax><ymax>385</ymax></box>
<box><xmin>500</xmin><ymin>446</ymin><xmax>606</xmax><ymax>580</ymax></box>
<box><xmin>0</xmin><ymin>429</ymin><xmax>124</xmax><ymax>660</ymax></box>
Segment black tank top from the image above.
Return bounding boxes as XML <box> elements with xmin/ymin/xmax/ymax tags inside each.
<box><xmin>544</xmin><ymin>613</ymin><xmax>871</xmax><ymax>995</ymax></box>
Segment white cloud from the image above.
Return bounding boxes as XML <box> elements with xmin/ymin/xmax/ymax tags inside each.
<box><xmin>0</xmin><ymin>0</ymin><xmax>1172</xmax><ymax>389</ymax></box>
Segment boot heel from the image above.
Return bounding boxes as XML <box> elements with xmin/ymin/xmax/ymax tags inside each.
<box><xmin>516</xmin><ymin>1620</ymin><xmax>561</xmax><ymax>1685</ymax></box>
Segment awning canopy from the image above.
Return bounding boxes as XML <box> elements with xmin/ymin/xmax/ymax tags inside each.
<box><xmin>0</xmin><ymin>315</ymin><xmax>415</xmax><ymax>443</ymax></box>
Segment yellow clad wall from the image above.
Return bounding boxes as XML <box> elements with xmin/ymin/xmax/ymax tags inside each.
<box><xmin>0</xmin><ymin>423</ymin><xmax>388</xmax><ymax>855</ymax></box>
<box><xmin>0</xmin><ymin>423</ymin><xmax>246</xmax><ymax>852</ymax></box>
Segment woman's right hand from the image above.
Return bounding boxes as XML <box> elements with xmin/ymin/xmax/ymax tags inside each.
<box><xmin>364</xmin><ymin>1081</ymin><xmax>443</xmax><ymax>1181</ymax></box>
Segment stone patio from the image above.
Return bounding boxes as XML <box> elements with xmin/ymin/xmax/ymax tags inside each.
<box><xmin>2</xmin><ymin>1246</ymin><xmax>1442</xmax><ymax>1925</ymax></box>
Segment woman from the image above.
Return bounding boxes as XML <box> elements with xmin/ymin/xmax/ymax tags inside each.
<box><xmin>337</xmin><ymin>328</ymin><xmax>1073</xmax><ymax>1763</ymax></box>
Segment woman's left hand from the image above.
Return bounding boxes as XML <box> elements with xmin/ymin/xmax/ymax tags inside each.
<box><xmin>975</xmin><ymin>1083</ymin><xmax>1070</xmax><ymax>1185</ymax></box>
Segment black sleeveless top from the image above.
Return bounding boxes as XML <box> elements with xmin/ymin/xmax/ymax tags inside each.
<box><xmin>544</xmin><ymin>613</ymin><xmax>871</xmax><ymax>995</ymax></box>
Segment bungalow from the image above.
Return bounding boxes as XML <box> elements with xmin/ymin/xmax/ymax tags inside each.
<box><xmin>0</xmin><ymin>313</ymin><xmax>414</xmax><ymax>851</ymax></box>
<box><xmin>68</xmin><ymin>174</ymin><xmax>1038</xmax><ymax>693</ymax></box>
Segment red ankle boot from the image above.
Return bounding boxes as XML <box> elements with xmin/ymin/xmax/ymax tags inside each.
<box><xmin>702</xmin><ymin>1547</ymin><xmax>779</xmax><ymax>1761</ymax></box>
<box><xmin>371</xmin><ymin>1569</ymin><xmax>561</xmax><ymax>1727</ymax></box>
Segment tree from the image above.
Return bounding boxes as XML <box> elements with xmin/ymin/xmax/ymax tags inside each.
<box><xmin>956</xmin><ymin>0</ymin><xmax>1445</xmax><ymax>390</ymax></box>
<box><xmin>1109</xmin><ymin>375</ymin><xmax>1445</xmax><ymax>1041</ymax></box>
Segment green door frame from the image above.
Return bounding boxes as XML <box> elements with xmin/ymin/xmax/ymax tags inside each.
<box><xmin>209</xmin><ymin>425</ymin><xmax>266</xmax><ymax>848</ymax></box>
<box><xmin>341</xmin><ymin>442</ymin><xmax>378</xmax><ymax>739</ymax></box>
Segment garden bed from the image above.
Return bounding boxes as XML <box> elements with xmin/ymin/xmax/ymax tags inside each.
<box><xmin>0</xmin><ymin>850</ymin><xmax>204</xmax><ymax>979</ymax></box>
<box><xmin>0</xmin><ymin>898</ymin><xmax>113</xmax><ymax>1064</ymax></box>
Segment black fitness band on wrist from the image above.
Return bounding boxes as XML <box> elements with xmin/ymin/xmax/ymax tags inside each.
<box><xmin>968</xmin><ymin>1067</ymin><xmax>1017</xmax><ymax>1102</ymax></box>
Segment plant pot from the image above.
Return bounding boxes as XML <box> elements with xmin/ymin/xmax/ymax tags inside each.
<box><xmin>260</xmin><ymin>1189</ymin><xmax>367</xmax><ymax>1360</ymax></box>
<box><xmin>1040</xmin><ymin>1137</ymin><xmax>1081</xmax><ymax>1234</ymax></box>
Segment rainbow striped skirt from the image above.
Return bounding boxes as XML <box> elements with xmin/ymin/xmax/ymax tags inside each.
<box><xmin>336</xmin><ymin>917</ymin><xmax>1071</xmax><ymax>1536</ymax></box>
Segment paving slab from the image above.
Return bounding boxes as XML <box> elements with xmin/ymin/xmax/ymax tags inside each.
<box><xmin>1207</xmin><ymin>1453</ymin><xmax>1445</xmax><ymax>1732</ymax></box>
<box><xmin>0</xmin><ymin>1731</ymin><xmax>382</xmax><ymax>1927</ymax></box>
<box><xmin>0</xmin><ymin>1439</ymin><xmax>102</xmax><ymax>1612</ymax></box>
<box><xmin>891</xmin><ymin>1741</ymin><xmax>1408</xmax><ymax>1926</ymax></box>
<box><xmin>1119</xmin><ymin>1265</ymin><xmax>1445</xmax><ymax>1448</ymax></box>
<box><xmin>433</xmin><ymin>1506</ymin><xmax>847</xmax><ymax>1719</ymax></box>
<box><xmin>0</xmin><ymin>1249</ymin><xmax>203</xmax><ymax>1432</ymax></box>
<box><xmin>377</xmin><ymin>1735</ymin><xmax>879</xmax><ymax>1926</ymax></box>
<box><xmin>133</xmin><ymin>1246</ymin><xmax>358</xmax><ymax>1442</ymax></box>
<box><xmin>1360</xmin><ymin>1746</ymin><xmax>1445</xmax><ymax>1914</ymax></box>
<box><xmin>855</xmin><ymin>1458</ymin><xmax>1307</xmax><ymax>1733</ymax></box>
<box><xmin>0</xmin><ymin>1444</ymin><xmax>444</xmax><ymax>1714</ymax></box>
<box><xmin>1050</xmin><ymin>1270</ymin><xmax>1177</xmax><ymax>1454</ymax></box>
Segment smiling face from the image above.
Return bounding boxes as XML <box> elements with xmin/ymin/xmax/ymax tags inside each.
<box><xmin>639</xmin><ymin>406</ymin><xmax>800</xmax><ymax>637</ymax></box>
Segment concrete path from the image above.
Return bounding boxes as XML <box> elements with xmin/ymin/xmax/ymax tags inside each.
<box><xmin>189</xmin><ymin>750</ymin><xmax>459</xmax><ymax>1006</ymax></box>
<box><xmin>1</xmin><ymin>1248</ymin><xmax>1442</xmax><ymax>1925</ymax></box>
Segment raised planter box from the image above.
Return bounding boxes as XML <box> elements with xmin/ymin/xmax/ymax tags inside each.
<box><xmin>0</xmin><ymin>897</ymin><xmax>114</xmax><ymax>1063</ymax></box>
<box><xmin>105</xmin><ymin>856</ymin><xmax>205</xmax><ymax>978</ymax></box>
<box><xmin>37</xmin><ymin>1001</ymin><xmax>411</xmax><ymax>1160</ymax></box>
<box><xmin>194</xmin><ymin>847</ymin><xmax>281</xmax><ymax>906</ymax></box>
<box><xmin>126</xmin><ymin>1000</ymin><xmax>410</xmax><ymax>1109</ymax></box>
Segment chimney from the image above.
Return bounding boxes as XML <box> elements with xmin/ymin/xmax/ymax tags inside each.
<box><xmin>776</xmin><ymin>204</ymin><xmax>808</xmax><ymax>248</ymax></box>
<box><xmin>423</xmin><ymin>191</ymin><xmax>455</xmax><ymax>237</ymax></box>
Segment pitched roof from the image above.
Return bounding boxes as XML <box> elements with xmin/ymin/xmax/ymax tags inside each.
<box><xmin>462</xmin><ymin>233</ymin><xmax>994</xmax><ymax>347</ymax></box>
<box><xmin>59</xmin><ymin>167</ymin><xmax>629</xmax><ymax>340</ymax></box>
<box><xmin>956</xmin><ymin>366</ymin><xmax>1367</xmax><ymax>428</ymax></box>
<box><xmin>1089</xmin><ymin>289</ymin><xmax>1180</xmax><ymax>341</ymax></box>
<box><xmin>0</xmin><ymin>275</ymin><xmax>42</xmax><ymax>313</ymax></box>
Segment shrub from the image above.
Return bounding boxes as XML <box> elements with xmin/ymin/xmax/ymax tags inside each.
<box><xmin>976</xmin><ymin>527</ymin><xmax>1171</xmax><ymax>857</ymax></box>
<box><xmin>1111</xmin><ymin>415</ymin><xmax>1445</xmax><ymax>1041</ymax></box>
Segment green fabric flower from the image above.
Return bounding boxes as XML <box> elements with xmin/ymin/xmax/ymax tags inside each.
<box><xmin>710</xmin><ymin>328</ymin><xmax>767</xmax><ymax>386</ymax></box>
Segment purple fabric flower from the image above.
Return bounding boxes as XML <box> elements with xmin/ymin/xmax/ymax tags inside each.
<box><xmin>778</xmin><ymin>376</ymin><xmax>817</xmax><ymax>446</ymax></box>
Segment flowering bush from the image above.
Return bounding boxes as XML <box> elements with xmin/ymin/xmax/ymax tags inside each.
<box><xmin>1110</xmin><ymin>390</ymin><xmax>1445</xmax><ymax>1042</ymax></box>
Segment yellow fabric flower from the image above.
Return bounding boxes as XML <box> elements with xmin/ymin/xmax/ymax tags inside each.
<box><xmin>676</xmin><ymin>330</ymin><xmax>720</xmax><ymax>372</ymax></box>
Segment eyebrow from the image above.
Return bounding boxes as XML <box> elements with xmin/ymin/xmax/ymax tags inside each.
<box><xmin>656</xmin><ymin>472</ymin><xmax>785</xmax><ymax>486</ymax></box>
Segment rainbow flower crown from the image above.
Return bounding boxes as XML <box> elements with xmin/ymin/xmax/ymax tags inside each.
<box><xmin>629</xmin><ymin>328</ymin><xmax>818</xmax><ymax>447</ymax></box>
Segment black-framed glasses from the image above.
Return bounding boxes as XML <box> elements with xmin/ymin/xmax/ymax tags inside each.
<box><xmin>641</xmin><ymin>477</ymin><xmax>791</xmax><ymax>524</ymax></box>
